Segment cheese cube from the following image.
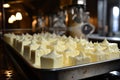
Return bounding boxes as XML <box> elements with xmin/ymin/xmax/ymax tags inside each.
<box><xmin>31</xmin><ymin>46</ymin><xmax>51</xmax><ymax>67</ymax></box>
<box><xmin>63</xmin><ymin>49</ymin><xmax>79</xmax><ymax>66</ymax></box>
<box><xmin>4</xmin><ymin>33</ymin><xmax>16</xmax><ymax>46</ymax></box>
<box><xmin>17</xmin><ymin>40</ymin><xmax>31</xmax><ymax>55</ymax></box>
<box><xmin>41</xmin><ymin>50</ymin><xmax>63</xmax><ymax>69</ymax></box>
<box><xmin>23</xmin><ymin>43</ymin><xmax>39</xmax><ymax>60</ymax></box>
<box><xmin>69</xmin><ymin>53</ymin><xmax>91</xmax><ymax>66</ymax></box>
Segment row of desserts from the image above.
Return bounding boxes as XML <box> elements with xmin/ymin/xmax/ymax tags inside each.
<box><xmin>4</xmin><ymin>33</ymin><xmax>120</xmax><ymax>69</ymax></box>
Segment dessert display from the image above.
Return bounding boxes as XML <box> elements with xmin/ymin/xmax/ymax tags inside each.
<box><xmin>4</xmin><ymin>33</ymin><xmax>120</xmax><ymax>69</ymax></box>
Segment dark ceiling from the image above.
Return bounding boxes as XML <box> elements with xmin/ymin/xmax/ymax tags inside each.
<box><xmin>1</xmin><ymin>0</ymin><xmax>61</xmax><ymax>15</ymax></box>
<box><xmin>0</xmin><ymin>0</ymin><xmax>98</xmax><ymax>16</ymax></box>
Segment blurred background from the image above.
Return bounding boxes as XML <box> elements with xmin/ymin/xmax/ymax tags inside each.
<box><xmin>0</xmin><ymin>0</ymin><xmax>97</xmax><ymax>35</ymax></box>
<box><xmin>0</xmin><ymin>0</ymin><xmax>120</xmax><ymax>37</ymax></box>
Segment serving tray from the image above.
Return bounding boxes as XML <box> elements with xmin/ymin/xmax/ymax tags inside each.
<box><xmin>3</xmin><ymin>39</ymin><xmax>120</xmax><ymax>80</ymax></box>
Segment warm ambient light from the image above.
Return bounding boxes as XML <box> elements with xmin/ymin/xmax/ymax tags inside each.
<box><xmin>8</xmin><ymin>12</ymin><xmax>23</xmax><ymax>23</ymax></box>
<box><xmin>3</xmin><ymin>3</ymin><xmax>10</xmax><ymax>8</ymax></box>
<box><xmin>8</xmin><ymin>15</ymin><xmax>16</xmax><ymax>23</ymax></box>
<box><xmin>4</xmin><ymin>70</ymin><xmax>13</xmax><ymax>79</ymax></box>
<box><xmin>0</xmin><ymin>12</ymin><xmax>2</xmax><ymax>16</ymax></box>
<box><xmin>77</xmin><ymin>0</ymin><xmax>84</xmax><ymax>5</ymax></box>
<box><xmin>32</xmin><ymin>19</ymin><xmax>37</xmax><ymax>32</ymax></box>
<box><xmin>16</xmin><ymin>12</ymin><xmax>22</xmax><ymax>20</ymax></box>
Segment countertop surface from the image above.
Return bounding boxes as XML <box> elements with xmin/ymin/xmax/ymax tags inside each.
<box><xmin>87</xmin><ymin>34</ymin><xmax>120</xmax><ymax>41</ymax></box>
<box><xmin>0</xmin><ymin>38</ymin><xmax>29</xmax><ymax>80</ymax></box>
